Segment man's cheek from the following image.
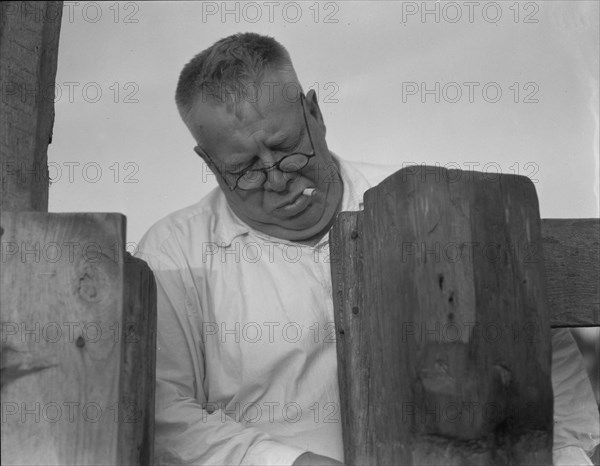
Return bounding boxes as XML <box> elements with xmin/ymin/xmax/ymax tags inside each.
<box><xmin>316</xmin><ymin>162</ymin><xmax>339</xmax><ymax>185</ymax></box>
<box><xmin>298</xmin><ymin>164</ymin><xmax>323</xmax><ymax>185</ymax></box>
<box><xmin>254</xmin><ymin>198</ymin><xmax>277</xmax><ymax>217</ymax></box>
<box><xmin>282</xmin><ymin>171</ymin><xmax>297</xmax><ymax>185</ymax></box>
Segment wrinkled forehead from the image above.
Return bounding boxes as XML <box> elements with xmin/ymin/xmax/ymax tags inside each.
<box><xmin>187</xmin><ymin>73</ymin><xmax>304</xmax><ymax>153</ymax></box>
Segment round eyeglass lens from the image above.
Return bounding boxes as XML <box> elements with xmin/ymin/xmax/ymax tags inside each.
<box><xmin>237</xmin><ymin>170</ymin><xmax>266</xmax><ymax>190</ymax></box>
<box><xmin>279</xmin><ymin>154</ymin><xmax>310</xmax><ymax>173</ymax></box>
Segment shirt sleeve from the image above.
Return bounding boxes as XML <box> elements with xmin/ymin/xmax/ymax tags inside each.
<box><xmin>551</xmin><ymin>328</ymin><xmax>600</xmax><ymax>464</ymax></box>
<box><xmin>136</xmin><ymin>246</ymin><xmax>307</xmax><ymax>466</ymax></box>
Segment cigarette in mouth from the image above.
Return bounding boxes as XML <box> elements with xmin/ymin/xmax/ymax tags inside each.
<box><xmin>302</xmin><ymin>188</ymin><xmax>317</xmax><ymax>197</ymax></box>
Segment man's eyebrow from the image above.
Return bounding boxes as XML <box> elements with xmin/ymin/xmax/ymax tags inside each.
<box><xmin>268</xmin><ymin>126</ymin><xmax>305</xmax><ymax>150</ymax></box>
<box><xmin>223</xmin><ymin>157</ymin><xmax>254</xmax><ymax>172</ymax></box>
<box><xmin>221</xmin><ymin>125</ymin><xmax>307</xmax><ymax>172</ymax></box>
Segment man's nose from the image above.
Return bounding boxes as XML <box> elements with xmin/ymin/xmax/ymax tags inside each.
<box><xmin>263</xmin><ymin>168</ymin><xmax>293</xmax><ymax>192</ymax></box>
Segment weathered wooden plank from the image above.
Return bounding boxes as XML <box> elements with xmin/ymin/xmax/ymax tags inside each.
<box><xmin>1</xmin><ymin>212</ymin><xmax>125</xmax><ymax>464</ymax></box>
<box><xmin>331</xmin><ymin>217</ymin><xmax>588</xmax><ymax>465</ymax></box>
<box><xmin>118</xmin><ymin>253</ymin><xmax>157</xmax><ymax>466</ymax></box>
<box><xmin>1</xmin><ymin>212</ymin><xmax>155</xmax><ymax>465</ymax></box>
<box><xmin>542</xmin><ymin>219</ymin><xmax>600</xmax><ymax>327</ymax></box>
<box><xmin>330</xmin><ymin>211</ymin><xmax>370</xmax><ymax>466</ymax></box>
<box><xmin>333</xmin><ymin>167</ymin><xmax>554</xmax><ymax>465</ymax></box>
<box><xmin>0</xmin><ymin>1</ymin><xmax>63</xmax><ymax>212</ymax></box>
<box><xmin>330</xmin><ymin>220</ymin><xmax>600</xmax><ymax>333</ymax></box>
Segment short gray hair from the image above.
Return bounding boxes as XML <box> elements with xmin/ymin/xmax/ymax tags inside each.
<box><xmin>175</xmin><ymin>33</ymin><xmax>298</xmax><ymax>120</ymax></box>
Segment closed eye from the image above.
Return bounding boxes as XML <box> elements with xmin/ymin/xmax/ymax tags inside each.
<box><xmin>272</xmin><ymin>132</ymin><xmax>304</xmax><ymax>154</ymax></box>
<box><xmin>226</xmin><ymin>159</ymin><xmax>257</xmax><ymax>175</ymax></box>
<box><xmin>227</xmin><ymin>130</ymin><xmax>305</xmax><ymax>174</ymax></box>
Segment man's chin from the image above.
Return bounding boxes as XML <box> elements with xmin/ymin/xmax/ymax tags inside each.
<box><xmin>269</xmin><ymin>198</ymin><xmax>341</xmax><ymax>240</ymax></box>
<box><xmin>274</xmin><ymin>212</ymin><xmax>337</xmax><ymax>242</ymax></box>
<box><xmin>270</xmin><ymin>200</ymin><xmax>321</xmax><ymax>222</ymax></box>
<box><xmin>277</xmin><ymin>205</ymin><xmax>328</xmax><ymax>228</ymax></box>
<box><xmin>230</xmin><ymin>187</ymin><xmax>341</xmax><ymax>241</ymax></box>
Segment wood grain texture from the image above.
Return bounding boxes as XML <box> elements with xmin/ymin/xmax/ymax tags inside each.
<box><xmin>542</xmin><ymin>219</ymin><xmax>599</xmax><ymax>327</ymax></box>
<box><xmin>1</xmin><ymin>212</ymin><xmax>156</xmax><ymax>465</ymax></box>
<box><xmin>331</xmin><ymin>216</ymin><xmax>599</xmax><ymax>332</ymax></box>
<box><xmin>0</xmin><ymin>1</ymin><xmax>63</xmax><ymax>212</ymax></box>
<box><xmin>332</xmin><ymin>167</ymin><xmax>554</xmax><ymax>465</ymax></box>
<box><xmin>119</xmin><ymin>253</ymin><xmax>157</xmax><ymax>466</ymax></box>
<box><xmin>331</xmin><ymin>211</ymin><xmax>370</xmax><ymax>466</ymax></box>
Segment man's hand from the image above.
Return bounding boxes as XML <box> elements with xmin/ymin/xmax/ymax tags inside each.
<box><xmin>292</xmin><ymin>452</ymin><xmax>343</xmax><ymax>466</ymax></box>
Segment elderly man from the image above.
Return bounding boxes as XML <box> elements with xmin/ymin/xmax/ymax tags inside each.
<box><xmin>136</xmin><ymin>33</ymin><xmax>599</xmax><ymax>466</ymax></box>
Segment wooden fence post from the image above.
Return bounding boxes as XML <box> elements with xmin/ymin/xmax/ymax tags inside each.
<box><xmin>120</xmin><ymin>253</ymin><xmax>157</xmax><ymax>465</ymax></box>
<box><xmin>0</xmin><ymin>3</ymin><xmax>157</xmax><ymax>463</ymax></box>
<box><xmin>0</xmin><ymin>212</ymin><xmax>157</xmax><ymax>465</ymax></box>
<box><xmin>0</xmin><ymin>1</ymin><xmax>62</xmax><ymax>211</ymax></box>
<box><xmin>332</xmin><ymin>166</ymin><xmax>554</xmax><ymax>465</ymax></box>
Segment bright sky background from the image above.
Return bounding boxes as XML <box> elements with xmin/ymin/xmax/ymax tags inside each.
<box><xmin>48</xmin><ymin>1</ymin><xmax>600</xmax><ymax>245</ymax></box>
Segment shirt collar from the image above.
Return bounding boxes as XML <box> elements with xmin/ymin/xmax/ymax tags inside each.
<box><xmin>212</xmin><ymin>153</ymin><xmax>371</xmax><ymax>247</ymax></box>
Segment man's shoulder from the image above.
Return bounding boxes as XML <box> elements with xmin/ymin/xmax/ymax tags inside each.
<box><xmin>342</xmin><ymin>158</ymin><xmax>402</xmax><ymax>189</ymax></box>
<box><xmin>136</xmin><ymin>188</ymin><xmax>225</xmax><ymax>258</ymax></box>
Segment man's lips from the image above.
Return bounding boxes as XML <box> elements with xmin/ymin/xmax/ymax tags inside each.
<box><xmin>275</xmin><ymin>189</ymin><xmax>308</xmax><ymax>210</ymax></box>
<box><xmin>278</xmin><ymin>194</ymin><xmax>310</xmax><ymax>215</ymax></box>
<box><xmin>272</xmin><ymin>188</ymin><xmax>315</xmax><ymax>216</ymax></box>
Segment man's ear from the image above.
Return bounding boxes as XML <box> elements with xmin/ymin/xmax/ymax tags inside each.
<box><xmin>194</xmin><ymin>145</ymin><xmax>204</xmax><ymax>160</ymax></box>
<box><xmin>194</xmin><ymin>145</ymin><xmax>211</xmax><ymax>168</ymax></box>
<box><xmin>304</xmin><ymin>89</ymin><xmax>326</xmax><ymax>136</ymax></box>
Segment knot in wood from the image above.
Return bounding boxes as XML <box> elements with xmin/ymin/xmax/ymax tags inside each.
<box><xmin>78</xmin><ymin>272</ymin><xmax>98</xmax><ymax>301</ymax></box>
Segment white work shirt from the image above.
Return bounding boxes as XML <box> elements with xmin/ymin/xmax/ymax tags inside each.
<box><xmin>136</xmin><ymin>157</ymin><xmax>599</xmax><ymax>466</ymax></box>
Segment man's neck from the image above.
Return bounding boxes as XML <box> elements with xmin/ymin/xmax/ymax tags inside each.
<box><xmin>294</xmin><ymin>203</ymin><xmax>344</xmax><ymax>247</ymax></box>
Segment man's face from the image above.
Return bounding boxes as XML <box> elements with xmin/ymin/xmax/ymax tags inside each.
<box><xmin>186</xmin><ymin>70</ymin><xmax>344</xmax><ymax>242</ymax></box>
